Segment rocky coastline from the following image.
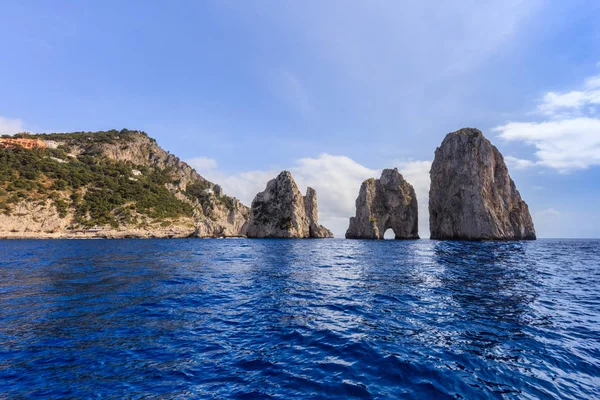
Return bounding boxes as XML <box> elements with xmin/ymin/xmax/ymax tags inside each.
<box><xmin>1</xmin><ymin>128</ymin><xmax>536</xmax><ymax>240</ymax></box>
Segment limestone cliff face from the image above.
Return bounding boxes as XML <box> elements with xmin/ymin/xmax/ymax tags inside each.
<box><xmin>429</xmin><ymin>128</ymin><xmax>536</xmax><ymax>240</ymax></box>
<box><xmin>94</xmin><ymin>133</ymin><xmax>250</xmax><ymax>238</ymax></box>
<box><xmin>64</xmin><ymin>132</ymin><xmax>210</xmax><ymax>192</ymax></box>
<box><xmin>304</xmin><ymin>187</ymin><xmax>334</xmax><ymax>238</ymax></box>
<box><xmin>346</xmin><ymin>168</ymin><xmax>419</xmax><ymax>239</ymax></box>
<box><xmin>193</xmin><ymin>196</ymin><xmax>249</xmax><ymax>238</ymax></box>
<box><xmin>1</xmin><ymin>130</ymin><xmax>249</xmax><ymax>238</ymax></box>
<box><xmin>246</xmin><ymin>171</ymin><xmax>333</xmax><ymax>238</ymax></box>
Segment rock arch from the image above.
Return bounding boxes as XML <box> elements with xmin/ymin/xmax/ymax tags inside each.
<box><xmin>345</xmin><ymin>168</ymin><xmax>419</xmax><ymax>239</ymax></box>
<box><xmin>383</xmin><ymin>228</ymin><xmax>396</xmax><ymax>239</ymax></box>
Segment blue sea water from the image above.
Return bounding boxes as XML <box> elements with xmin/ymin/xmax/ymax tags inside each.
<box><xmin>0</xmin><ymin>239</ymin><xmax>598</xmax><ymax>399</ymax></box>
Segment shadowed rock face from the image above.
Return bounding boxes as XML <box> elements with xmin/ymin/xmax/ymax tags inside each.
<box><xmin>429</xmin><ymin>128</ymin><xmax>536</xmax><ymax>240</ymax></box>
<box><xmin>246</xmin><ymin>171</ymin><xmax>333</xmax><ymax>238</ymax></box>
<box><xmin>346</xmin><ymin>168</ymin><xmax>419</xmax><ymax>239</ymax></box>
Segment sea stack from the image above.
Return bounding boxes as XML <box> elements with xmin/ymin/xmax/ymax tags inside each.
<box><xmin>246</xmin><ymin>171</ymin><xmax>333</xmax><ymax>238</ymax></box>
<box><xmin>346</xmin><ymin>168</ymin><xmax>419</xmax><ymax>239</ymax></box>
<box><xmin>429</xmin><ymin>128</ymin><xmax>536</xmax><ymax>240</ymax></box>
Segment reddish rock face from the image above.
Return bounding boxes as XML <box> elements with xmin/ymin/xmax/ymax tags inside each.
<box><xmin>0</xmin><ymin>138</ymin><xmax>47</xmax><ymax>149</ymax></box>
<box><xmin>429</xmin><ymin>128</ymin><xmax>536</xmax><ymax>241</ymax></box>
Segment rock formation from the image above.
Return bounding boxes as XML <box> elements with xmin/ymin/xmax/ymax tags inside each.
<box><xmin>67</xmin><ymin>130</ymin><xmax>251</xmax><ymax>237</ymax></box>
<box><xmin>304</xmin><ymin>187</ymin><xmax>333</xmax><ymax>238</ymax></box>
<box><xmin>346</xmin><ymin>168</ymin><xmax>419</xmax><ymax>239</ymax></box>
<box><xmin>246</xmin><ymin>171</ymin><xmax>333</xmax><ymax>238</ymax></box>
<box><xmin>0</xmin><ymin>130</ymin><xmax>249</xmax><ymax>238</ymax></box>
<box><xmin>429</xmin><ymin>128</ymin><xmax>536</xmax><ymax>240</ymax></box>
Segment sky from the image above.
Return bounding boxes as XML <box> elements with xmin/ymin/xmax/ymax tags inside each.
<box><xmin>1</xmin><ymin>0</ymin><xmax>599</xmax><ymax>238</ymax></box>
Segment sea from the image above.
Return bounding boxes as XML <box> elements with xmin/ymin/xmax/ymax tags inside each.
<box><xmin>0</xmin><ymin>239</ymin><xmax>598</xmax><ymax>399</ymax></box>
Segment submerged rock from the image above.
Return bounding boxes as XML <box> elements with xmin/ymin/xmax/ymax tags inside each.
<box><xmin>429</xmin><ymin>128</ymin><xmax>536</xmax><ymax>240</ymax></box>
<box><xmin>246</xmin><ymin>171</ymin><xmax>333</xmax><ymax>238</ymax></box>
<box><xmin>346</xmin><ymin>168</ymin><xmax>419</xmax><ymax>239</ymax></box>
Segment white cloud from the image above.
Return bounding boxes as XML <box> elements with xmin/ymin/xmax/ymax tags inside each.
<box><xmin>186</xmin><ymin>157</ymin><xmax>218</xmax><ymax>172</ymax></box>
<box><xmin>505</xmin><ymin>155</ymin><xmax>536</xmax><ymax>170</ymax></box>
<box><xmin>187</xmin><ymin>153</ymin><xmax>431</xmax><ymax>237</ymax></box>
<box><xmin>391</xmin><ymin>160</ymin><xmax>432</xmax><ymax>236</ymax></box>
<box><xmin>0</xmin><ymin>116</ymin><xmax>25</xmax><ymax>135</ymax></box>
<box><xmin>537</xmin><ymin>75</ymin><xmax>600</xmax><ymax>117</ymax></box>
<box><xmin>213</xmin><ymin>169</ymin><xmax>280</xmax><ymax>208</ymax></box>
<box><xmin>218</xmin><ymin>154</ymin><xmax>378</xmax><ymax>237</ymax></box>
<box><xmin>495</xmin><ymin>118</ymin><xmax>600</xmax><ymax>171</ymax></box>
<box><xmin>495</xmin><ymin>74</ymin><xmax>600</xmax><ymax>172</ymax></box>
<box><xmin>289</xmin><ymin>154</ymin><xmax>378</xmax><ymax>236</ymax></box>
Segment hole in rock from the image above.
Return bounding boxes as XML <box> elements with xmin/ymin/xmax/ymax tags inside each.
<box><xmin>384</xmin><ymin>228</ymin><xmax>395</xmax><ymax>240</ymax></box>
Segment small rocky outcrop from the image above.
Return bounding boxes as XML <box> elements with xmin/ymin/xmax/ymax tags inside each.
<box><xmin>246</xmin><ymin>171</ymin><xmax>333</xmax><ymax>238</ymax></box>
<box><xmin>346</xmin><ymin>168</ymin><xmax>419</xmax><ymax>239</ymax></box>
<box><xmin>304</xmin><ymin>187</ymin><xmax>333</xmax><ymax>238</ymax></box>
<box><xmin>429</xmin><ymin>128</ymin><xmax>536</xmax><ymax>240</ymax></box>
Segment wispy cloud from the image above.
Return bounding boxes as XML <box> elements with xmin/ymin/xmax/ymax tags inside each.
<box><xmin>187</xmin><ymin>157</ymin><xmax>218</xmax><ymax>172</ymax></box>
<box><xmin>274</xmin><ymin>69</ymin><xmax>314</xmax><ymax>117</ymax></box>
<box><xmin>537</xmin><ymin>75</ymin><xmax>600</xmax><ymax>117</ymax></box>
<box><xmin>0</xmin><ymin>116</ymin><xmax>25</xmax><ymax>135</ymax></box>
<box><xmin>496</xmin><ymin>117</ymin><xmax>600</xmax><ymax>172</ymax></box>
<box><xmin>505</xmin><ymin>155</ymin><xmax>536</xmax><ymax>170</ymax></box>
<box><xmin>495</xmin><ymin>74</ymin><xmax>600</xmax><ymax>172</ymax></box>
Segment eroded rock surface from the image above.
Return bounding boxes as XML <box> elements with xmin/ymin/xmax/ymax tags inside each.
<box><xmin>0</xmin><ymin>130</ymin><xmax>249</xmax><ymax>238</ymax></box>
<box><xmin>346</xmin><ymin>168</ymin><xmax>419</xmax><ymax>239</ymax></box>
<box><xmin>246</xmin><ymin>171</ymin><xmax>333</xmax><ymax>238</ymax></box>
<box><xmin>429</xmin><ymin>128</ymin><xmax>536</xmax><ymax>240</ymax></box>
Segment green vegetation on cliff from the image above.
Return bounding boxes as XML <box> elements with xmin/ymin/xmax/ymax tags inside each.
<box><xmin>0</xmin><ymin>144</ymin><xmax>193</xmax><ymax>228</ymax></box>
<box><xmin>185</xmin><ymin>181</ymin><xmax>236</xmax><ymax>212</ymax></box>
<box><xmin>11</xmin><ymin>128</ymin><xmax>151</xmax><ymax>145</ymax></box>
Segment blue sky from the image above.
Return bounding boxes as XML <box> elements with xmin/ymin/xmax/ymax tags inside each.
<box><xmin>1</xmin><ymin>0</ymin><xmax>599</xmax><ymax>237</ymax></box>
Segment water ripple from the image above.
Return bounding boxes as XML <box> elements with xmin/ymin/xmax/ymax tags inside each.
<box><xmin>0</xmin><ymin>239</ymin><xmax>599</xmax><ymax>398</ymax></box>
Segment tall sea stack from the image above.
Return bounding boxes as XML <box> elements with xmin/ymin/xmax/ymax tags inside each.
<box><xmin>429</xmin><ymin>128</ymin><xmax>536</xmax><ymax>240</ymax></box>
<box><xmin>246</xmin><ymin>171</ymin><xmax>333</xmax><ymax>238</ymax></box>
<box><xmin>346</xmin><ymin>168</ymin><xmax>419</xmax><ymax>239</ymax></box>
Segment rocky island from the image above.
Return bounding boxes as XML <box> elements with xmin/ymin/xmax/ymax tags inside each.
<box><xmin>0</xmin><ymin>130</ymin><xmax>249</xmax><ymax>238</ymax></box>
<box><xmin>428</xmin><ymin>128</ymin><xmax>536</xmax><ymax>240</ymax></box>
<box><xmin>346</xmin><ymin>168</ymin><xmax>419</xmax><ymax>239</ymax></box>
<box><xmin>246</xmin><ymin>171</ymin><xmax>333</xmax><ymax>238</ymax></box>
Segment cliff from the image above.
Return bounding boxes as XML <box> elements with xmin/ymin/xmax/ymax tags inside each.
<box><xmin>346</xmin><ymin>168</ymin><xmax>419</xmax><ymax>239</ymax></box>
<box><xmin>428</xmin><ymin>128</ymin><xmax>536</xmax><ymax>240</ymax></box>
<box><xmin>246</xmin><ymin>171</ymin><xmax>333</xmax><ymax>238</ymax></box>
<box><xmin>0</xmin><ymin>129</ymin><xmax>248</xmax><ymax>238</ymax></box>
